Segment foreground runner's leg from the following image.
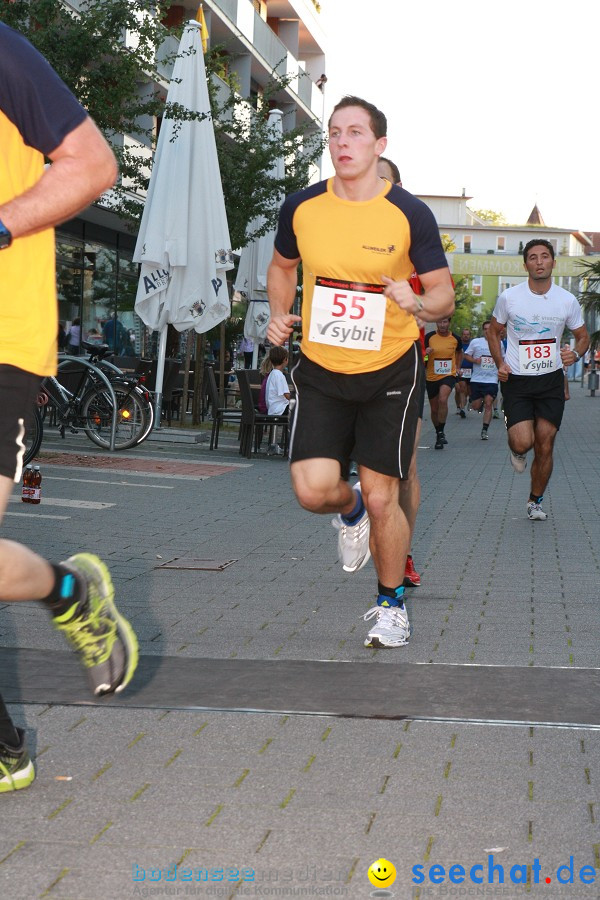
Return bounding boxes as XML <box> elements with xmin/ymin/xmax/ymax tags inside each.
<box><xmin>359</xmin><ymin>468</ymin><xmax>411</xmax><ymax>648</ymax></box>
<box><xmin>332</xmin><ymin>479</ymin><xmax>371</xmax><ymax>574</ymax></box>
<box><xmin>0</xmin><ymin>473</ymin><xmax>138</xmax><ymax>699</ymax></box>
<box><xmin>291</xmin><ymin>459</ymin><xmax>372</xmax><ymax>574</ymax></box>
<box><xmin>506</xmin><ymin>419</ymin><xmax>533</xmax><ymax>474</ymax></box>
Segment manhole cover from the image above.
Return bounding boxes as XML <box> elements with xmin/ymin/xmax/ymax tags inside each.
<box><xmin>156</xmin><ymin>558</ymin><xmax>237</xmax><ymax>571</ymax></box>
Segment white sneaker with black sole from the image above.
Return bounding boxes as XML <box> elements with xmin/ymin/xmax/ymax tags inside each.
<box><xmin>510</xmin><ymin>450</ymin><xmax>527</xmax><ymax>473</ymax></box>
<box><xmin>363</xmin><ymin>604</ymin><xmax>411</xmax><ymax>648</ymax></box>
<box><xmin>332</xmin><ymin>482</ymin><xmax>370</xmax><ymax>573</ymax></box>
<box><xmin>527</xmin><ymin>501</ymin><xmax>547</xmax><ymax>521</ymax></box>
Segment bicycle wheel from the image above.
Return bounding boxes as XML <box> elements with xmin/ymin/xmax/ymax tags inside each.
<box><xmin>23</xmin><ymin>406</ymin><xmax>44</xmax><ymax>465</ymax></box>
<box><xmin>82</xmin><ymin>383</ymin><xmax>148</xmax><ymax>451</ymax></box>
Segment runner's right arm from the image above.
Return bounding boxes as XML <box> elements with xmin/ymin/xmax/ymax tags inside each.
<box><xmin>0</xmin><ymin>25</ymin><xmax>117</xmax><ymax>238</ymax></box>
<box><xmin>267</xmin><ymin>249</ymin><xmax>302</xmax><ymax>345</ymax></box>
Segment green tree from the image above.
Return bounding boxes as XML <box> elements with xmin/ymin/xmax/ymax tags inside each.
<box><xmin>451</xmin><ymin>277</ymin><xmax>486</xmax><ymax>334</ymax></box>
<box><xmin>441</xmin><ymin>233</ymin><xmax>456</xmax><ymax>252</ymax></box>
<box><xmin>207</xmin><ymin>65</ymin><xmax>325</xmax><ymax>250</ymax></box>
<box><xmin>0</xmin><ymin>0</ymin><xmax>325</xmax><ymax>245</ymax></box>
<box><xmin>471</xmin><ymin>208</ymin><xmax>507</xmax><ymax>225</ymax></box>
<box><xmin>578</xmin><ymin>258</ymin><xmax>600</xmax><ymax>348</ymax></box>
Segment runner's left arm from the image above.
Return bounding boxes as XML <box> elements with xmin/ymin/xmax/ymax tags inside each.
<box><xmin>559</xmin><ymin>323</ymin><xmax>589</xmax><ymax>367</ymax></box>
<box><xmin>382</xmin><ymin>267</ymin><xmax>454</xmax><ymax>322</ymax></box>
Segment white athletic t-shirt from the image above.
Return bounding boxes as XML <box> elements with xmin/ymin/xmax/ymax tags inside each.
<box><xmin>464</xmin><ymin>337</ymin><xmax>499</xmax><ymax>384</ymax></box>
<box><xmin>493</xmin><ymin>282</ymin><xmax>584</xmax><ymax>376</ymax></box>
<box><xmin>266</xmin><ymin>368</ymin><xmax>289</xmax><ymax>415</ymax></box>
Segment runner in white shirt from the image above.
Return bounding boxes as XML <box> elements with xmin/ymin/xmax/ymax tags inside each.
<box><xmin>463</xmin><ymin>320</ymin><xmax>500</xmax><ymax>441</ymax></box>
<box><xmin>488</xmin><ymin>239</ymin><xmax>589</xmax><ymax>521</ymax></box>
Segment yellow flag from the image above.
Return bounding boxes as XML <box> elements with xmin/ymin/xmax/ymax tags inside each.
<box><xmin>195</xmin><ymin>4</ymin><xmax>208</xmax><ymax>54</ymax></box>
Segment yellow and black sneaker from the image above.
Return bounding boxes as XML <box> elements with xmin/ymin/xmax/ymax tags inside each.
<box><xmin>53</xmin><ymin>554</ymin><xmax>139</xmax><ymax>696</ymax></box>
<box><xmin>0</xmin><ymin>728</ymin><xmax>35</xmax><ymax>794</ymax></box>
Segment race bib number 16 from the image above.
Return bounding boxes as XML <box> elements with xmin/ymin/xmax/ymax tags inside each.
<box><xmin>309</xmin><ymin>277</ymin><xmax>387</xmax><ymax>351</ymax></box>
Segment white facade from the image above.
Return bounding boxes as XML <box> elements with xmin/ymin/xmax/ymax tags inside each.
<box><xmin>415</xmin><ymin>192</ymin><xmax>592</xmax><ymax>306</ymax></box>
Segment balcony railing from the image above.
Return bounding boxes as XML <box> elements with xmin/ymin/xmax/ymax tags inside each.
<box><xmin>253</xmin><ymin>12</ymin><xmax>287</xmax><ymax>77</ymax></box>
<box><xmin>212</xmin><ymin>0</ymin><xmax>239</xmax><ymax>22</ymax></box>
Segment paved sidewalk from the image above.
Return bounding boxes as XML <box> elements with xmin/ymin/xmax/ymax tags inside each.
<box><xmin>1</xmin><ymin>385</ymin><xmax>599</xmax><ymax>898</ymax></box>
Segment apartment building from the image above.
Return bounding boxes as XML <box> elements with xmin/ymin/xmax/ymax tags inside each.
<box><xmin>56</xmin><ymin>0</ymin><xmax>326</xmax><ymax>353</ymax></box>
<box><xmin>417</xmin><ymin>193</ymin><xmax>593</xmax><ymax>313</ymax></box>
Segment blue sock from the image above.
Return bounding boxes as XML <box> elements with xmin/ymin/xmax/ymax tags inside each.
<box><xmin>377</xmin><ymin>584</ymin><xmax>405</xmax><ymax>608</ymax></box>
<box><xmin>341</xmin><ymin>487</ymin><xmax>365</xmax><ymax>525</ymax></box>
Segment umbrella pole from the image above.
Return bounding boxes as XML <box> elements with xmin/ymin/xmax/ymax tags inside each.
<box><xmin>154</xmin><ymin>325</ymin><xmax>168</xmax><ymax>429</ymax></box>
<box><xmin>181</xmin><ymin>330</ymin><xmax>193</xmax><ymax>424</ymax></box>
<box><xmin>219</xmin><ymin>320</ymin><xmax>226</xmax><ymax>408</ymax></box>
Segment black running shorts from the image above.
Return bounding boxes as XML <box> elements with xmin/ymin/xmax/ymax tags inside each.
<box><xmin>425</xmin><ymin>375</ymin><xmax>456</xmax><ymax>400</ymax></box>
<box><xmin>469</xmin><ymin>381</ymin><xmax>498</xmax><ymax>403</ymax></box>
<box><xmin>0</xmin><ymin>365</ymin><xmax>42</xmax><ymax>482</ymax></box>
<box><xmin>501</xmin><ymin>369</ymin><xmax>565</xmax><ymax>431</ymax></box>
<box><xmin>289</xmin><ymin>343</ymin><xmax>425</xmax><ymax>480</ymax></box>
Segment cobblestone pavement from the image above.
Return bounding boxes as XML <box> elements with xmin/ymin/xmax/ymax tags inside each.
<box><xmin>1</xmin><ymin>385</ymin><xmax>599</xmax><ymax>899</ymax></box>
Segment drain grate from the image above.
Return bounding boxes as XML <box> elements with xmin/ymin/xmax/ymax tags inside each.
<box><xmin>156</xmin><ymin>558</ymin><xmax>237</xmax><ymax>571</ymax></box>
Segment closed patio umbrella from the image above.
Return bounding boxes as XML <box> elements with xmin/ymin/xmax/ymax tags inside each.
<box><xmin>134</xmin><ymin>19</ymin><xmax>233</xmax><ymax>423</ymax></box>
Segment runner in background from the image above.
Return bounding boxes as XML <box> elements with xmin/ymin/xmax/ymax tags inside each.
<box><xmin>455</xmin><ymin>327</ymin><xmax>473</xmax><ymax>418</ymax></box>
<box><xmin>488</xmin><ymin>239</ymin><xmax>589</xmax><ymax>521</ymax></box>
<box><xmin>424</xmin><ymin>319</ymin><xmax>462</xmax><ymax>449</ymax></box>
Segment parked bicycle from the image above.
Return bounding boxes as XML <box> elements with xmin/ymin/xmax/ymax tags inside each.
<box><xmin>23</xmin><ymin>342</ymin><xmax>154</xmax><ymax>465</ymax></box>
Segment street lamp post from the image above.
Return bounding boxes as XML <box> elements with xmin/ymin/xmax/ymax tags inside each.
<box><xmin>315</xmin><ymin>73</ymin><xmax>327</xmax><ymax>180</ymax></box>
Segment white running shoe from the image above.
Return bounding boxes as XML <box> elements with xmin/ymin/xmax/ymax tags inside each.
<box><xmin>510</xmin><ymin>450</ymin><xmax>527</xmax><ymax>473</ymax></box>
<box><xmin>527</xmin><ymin>501</ymin><xmax>547</xmax><ymax>521</ymax></box>
<box><xmin>332</xmin><ymin>482</ymin><xmax>370</xmax><ymax>573</ymax></box>
<box><xmin>363</xmin><ymin>604</ymin><xmax>411</xmax><ymax>648</ymax></box>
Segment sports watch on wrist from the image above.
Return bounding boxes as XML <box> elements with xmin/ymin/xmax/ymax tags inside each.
<box><xmin>0</xmin><ymin>219</ymin><xmax>12</xmax><ymax>250</ymax></box>
<box><xmin>572</xmin><ymin>349</ymin><xmax>581</xmax><ymax>362</ymax></box>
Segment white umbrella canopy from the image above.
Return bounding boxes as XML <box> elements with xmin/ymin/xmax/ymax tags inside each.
<box><xmin>133</xmin><ymin>19</ymin><xmax>233</xmax><ymax>418</ymax></box>
<box><xmin>234</xmin><ymin>108</ymin><xmax>284</xmax><ymax>365</ymax></box>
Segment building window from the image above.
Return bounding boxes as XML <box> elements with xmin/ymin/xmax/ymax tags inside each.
<box><xmin>463</xmin><ymin>235</ymin><xmax>472</xmax><ymax>253</ymax></box>
<box><xmin>472</xmin><ymin>275</ymin><xmax>482</xmax><ymax>296</ymax></box>
<box><xmin>497</xmin><ymin>236</ymin><xmax>506</xmax><ymax>252</ymax></box>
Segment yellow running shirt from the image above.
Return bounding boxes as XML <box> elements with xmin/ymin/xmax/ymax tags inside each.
<box><xmin>274</xmin><ymin>178</ymin><xmax>448</xmax><ymax>374</ymax></box>
<box><xmin>424</xmin><ymin>330</ymin><xmax>462</xmax><ymax>381</ymax></box>
<box><xmin>0</xmin><ymin>24</ymin><xmax>87</xmax><ymax>376</ymax></box>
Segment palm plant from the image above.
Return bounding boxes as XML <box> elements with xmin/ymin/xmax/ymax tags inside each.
<box><xmin>578</xmin><ymin>258</ymin><xmax>600</xmax><ymax>349</ymax></box>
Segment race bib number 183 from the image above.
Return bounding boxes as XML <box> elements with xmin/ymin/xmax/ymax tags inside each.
<box><xmin>518</xmin><ymin>338</ymin><xmax>556</xmax><ymax>374</ymax></box>
<box><xmin>309</xmin><ymin>277</ymin><xmax>387</xmax><ymax>351</ymax></box>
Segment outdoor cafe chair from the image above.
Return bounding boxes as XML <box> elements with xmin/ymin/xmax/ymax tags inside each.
<box><xmin>206</xmin><ymin>366</ymin><xmax>242</xmax><ymax>450</ymax></box>
<box><xmin>144</xmin><ymin>358</ymin><xmax>181</xmax><ymax>426</ymax></box>
<box><xmin>236</xmin><ymin>369</ymin><xmax>289</xmax><ymax>459</ymax></box>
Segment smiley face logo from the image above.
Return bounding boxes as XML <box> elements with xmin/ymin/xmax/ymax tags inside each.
<box><xmin>367</xmin><ymin>858</ymin><xmax>396</xmax><ymax>888</ymax></box>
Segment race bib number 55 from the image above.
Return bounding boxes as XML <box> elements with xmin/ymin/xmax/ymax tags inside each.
<box><xmin>308</xmin><ymin>277</ymin><xmax>386</xmax><ymax>351</ymax></box>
